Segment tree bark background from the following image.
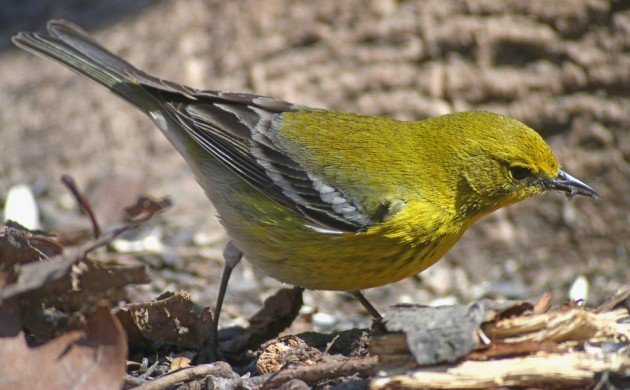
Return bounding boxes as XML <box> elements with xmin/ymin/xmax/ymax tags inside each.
<box><xmin>1</xmin><ymin>0</ymin><xmax>627</xmax><ymax>317</ymax></box>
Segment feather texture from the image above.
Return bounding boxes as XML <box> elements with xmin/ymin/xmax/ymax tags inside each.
<box><xmin>13</xmin><ymin>20</ymin><xmax>372</xmax><ymax>232</ymax></box>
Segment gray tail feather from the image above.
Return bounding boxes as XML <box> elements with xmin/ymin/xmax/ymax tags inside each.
<box><xmin>12</xmin><ymin>20</ymin><xmax>154</xmax><ymax>110</ymax></box>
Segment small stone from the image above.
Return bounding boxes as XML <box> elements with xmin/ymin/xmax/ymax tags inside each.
<box><xmin>313</xmin><ymin>312</ymin><xmax>337</xmax><ymax>329</ymax></box>
<box><xmin>3</xmin><ymin>184</ymin><xmax>40</xmax><ymax>229</ymax></box>
<box><xmin>430</xmin><ymin>296</ymin><xmax>458</xmax><ymax>306</ymax></box>
<box><xmin>568</xmin><ymin>275</ymin><xmax>589</xmax><ymax>304</ymax></box>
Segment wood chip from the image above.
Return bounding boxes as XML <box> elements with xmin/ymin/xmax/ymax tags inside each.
<box><xmin>372</xmin><ymin>351</ymin><xmax>629</xmax><ymax>389</ymax></box>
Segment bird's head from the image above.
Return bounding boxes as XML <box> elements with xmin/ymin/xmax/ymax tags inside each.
<box><xmin>449</xmin><ymin>112</ymin><xmax>599</xmax><ymax>218</ymax></box>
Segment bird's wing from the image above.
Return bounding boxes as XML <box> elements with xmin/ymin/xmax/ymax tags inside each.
<box><xmin>146</xmin><ymin>86</ymin><xmax>374</xmax><ymax>232</ymax></box>
<box><xmin>12</xmin><ymin>19</ymin><xmax>372</xmax><ymax>232</ymax></box>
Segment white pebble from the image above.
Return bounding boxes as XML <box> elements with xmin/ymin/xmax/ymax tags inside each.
<box><xmin>3</xmin><ymin>184</ymin><xmax>40</xmax><ymax>229</ymax></box>
<box><xmin>568</xmin><ymin>275</ymin><xmax>589</xmax><ymax>304</ymax></box>
<box><xmin>141</xmin><ymin>227</ymin><xmax>164</xmax><ymax>252</ymax></box>
<box><xmin>397</xmin><ymin>294</ymin><xmax>414</xmax><ymax>304</ymax></box>
<box><xmin>299</xmin><ymin>305</ymin><xmax>315</xmax><ymax>315</ymax></box>
<box><xmin>313</xmin><ymin>312</ymin><xmax>337</xmax><ymax>328</ymax></box>
<box><xmin>430</xmin><ymin>296</ymin><xmax>458</xmax><ymax>307</ymax></box>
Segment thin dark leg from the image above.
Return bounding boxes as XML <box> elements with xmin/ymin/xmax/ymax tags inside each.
<box><xmin>201</xmin><ymin>241</ymin><xmax>242</xmax><ymax>362</ymax></box>
<box><xmin>351</xmin><ymin>291</ymin><xmax>382</xmax><ymax>320</ymax></box>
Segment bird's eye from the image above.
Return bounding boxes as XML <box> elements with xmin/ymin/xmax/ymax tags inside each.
<box><xmin>509</xmin><ymin>166</ymin><xmax>532</xmax><ymax>181</ymax></box>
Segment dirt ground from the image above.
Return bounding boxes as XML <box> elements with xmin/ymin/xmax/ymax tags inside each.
<box><xmin>1</xmin><ymin>0</ymin><xmax>628</xmax><ymax>333</ymax></box>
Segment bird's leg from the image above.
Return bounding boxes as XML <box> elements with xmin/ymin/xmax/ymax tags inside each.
<box><xmin>200</xmin><ymin>241</ymin><xmax>243</xmax><ymax>362</ymax></box>
<box><xmin>351</xmin><ymin>291</ymin><xmax>382</xmax><ymax>320</ymax></box>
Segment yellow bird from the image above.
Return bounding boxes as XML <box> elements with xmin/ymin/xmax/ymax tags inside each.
<box><xmin>13</xmin><ymin>20</ymin><xmax>598</xmax><ymax>356</ymax></box>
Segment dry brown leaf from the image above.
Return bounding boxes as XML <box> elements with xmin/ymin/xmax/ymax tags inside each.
<box><xmin>256</xmin><ymin>335</ymin><xmax>323</xmax><ymax>375</ymax></box>
<box><xmin>0</xmin><ymin>222</ymin><xmax>63</xmax><ymax>267</ymax></box>
<box><xmin>116</xmin><ymin>290</ymin><xmax>212</xmax><ymax>348</ymax></box>
<box><xmin>221</xmin><ymin>287</ymin><xmax>304</xmax><ymax>354</ymax></box>
<box><xmin>169</xmin><ymin>351</ymin><xmax>196</xmax><ymax>372</ymax></box>
<box><xmin>0</xmin><ymin>301</ymin><xmax>127</xmax><ymax>390</ymax></box>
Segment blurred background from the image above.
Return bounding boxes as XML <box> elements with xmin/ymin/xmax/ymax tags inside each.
<box><xmin>1</xmin><ymin>0</ymin><xmax>628</xmax><ymax>332</ymax></box>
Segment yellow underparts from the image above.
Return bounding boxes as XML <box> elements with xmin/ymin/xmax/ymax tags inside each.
<box><xmin>209</xmin><ymin>176</ymin><xmax>468</xmax><ymax>291</ymax></box>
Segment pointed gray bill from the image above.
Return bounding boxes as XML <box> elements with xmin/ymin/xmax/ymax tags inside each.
<box><xmin>544</xmin><ymin>169</ymin><xmax>600</xmax><ymax>199</ymax></box>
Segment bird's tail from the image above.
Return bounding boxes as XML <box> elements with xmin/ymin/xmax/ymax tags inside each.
<box><xmin>12</xmin><ymin>19</ymin><xmax>157</xmax><ymax>110</ymax></box>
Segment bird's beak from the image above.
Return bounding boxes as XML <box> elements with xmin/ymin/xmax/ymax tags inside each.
<box><xmin>543</xmin><ymin>169</ymin><xmax>600</xmax><ymax>199</ymax></box>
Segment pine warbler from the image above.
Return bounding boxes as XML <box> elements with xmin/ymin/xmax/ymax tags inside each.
<box><xmin>14</xmin><ymin>20</ymin><xmax>598</xmax><ymax>341</ymax></box>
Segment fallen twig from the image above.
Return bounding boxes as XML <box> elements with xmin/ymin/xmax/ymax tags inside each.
<box><xmin>61</xmin><ymin>174</ymin><xmax>102</xmax><ymax>239</ymax></box>
<box><xmin>134</xmin><ymin>362</ymin><xmax>238</xmax><ymax>390</ymax></box>
<box><xmin>248</xmin><ymin>356</ymin><xmax>378</xmax><ymax>389</ymax></box>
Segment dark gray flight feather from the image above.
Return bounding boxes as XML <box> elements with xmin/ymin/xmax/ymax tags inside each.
<box><xmin>13</xmin><ymin>20</ymin><xmax>373</xmax><ymax>231</ymax></box>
